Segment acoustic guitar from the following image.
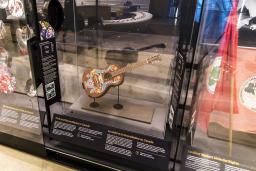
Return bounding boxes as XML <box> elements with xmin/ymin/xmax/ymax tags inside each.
<box><xmin>82</xmin><ymin>54</ymin><xmax>161</xmax><ymax>98</ymax></box>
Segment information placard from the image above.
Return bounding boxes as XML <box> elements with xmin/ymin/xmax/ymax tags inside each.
<box><xmin>39</xmin><ymin>38</ymin><xmax>61</xmax><ymax>105</ymax></box>
<box><xmin>50</xmin><ymin>114</ymin><xmax>171</xmax><ymax>171</ymax></box>
<box><xmin>181</xmin><ymin>146</ymin><xmax>256</xmax><ymax>171</ymax></box>
<box><xmin>0</xmin><ymin>105</ymin><xmax>41</xmax><ymax>135</ymax></box>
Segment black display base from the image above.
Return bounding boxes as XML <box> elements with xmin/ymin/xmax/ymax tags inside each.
<box><xmin>90</xmin><ymin>98</ymin><xmax>100</xmax><ymax>108</ymax></box>
<box><xmin>89</xmin><ymin>102</ymin><xmax>100</xmax><ymax>108</ymax></box>
<box><xmin>0</xmin><ymin>111</ymin><xmax>46</xmax><ymax>157</ymax></box>
<box><xmin>45</xmin><ymin>113</ymin><xmax>174</xmax><ymax>171</ymax></box>
<box><xmin>46</xmin><ymin>146</ymin><xmax>104</xmax><ymax>171</ymax></box>
<box><xmin>113</xmin><ymin>103</ymin><xmax>123</xmax><ymax>110</ymax></box>
<box><xmin>113</xmin><ymin>86</ymin><xmax>123</xmax><ymax>110</ymax></box>
<box><xmin>44</xmin><ymin>135</ymin><xmax>160</xmax><ymax>171</ymax></box>
<box><xmin>0</xmin><ymin>131</ymin><xmax>46</xmax><ymax>157</ymax></box>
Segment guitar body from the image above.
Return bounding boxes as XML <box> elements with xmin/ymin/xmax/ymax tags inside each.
<box><xmin>82</xmin><ymin>64</ymin><xmax>124</xmax><ymax>98</ymax></box>
<box><xmin>82</xmin><ymin>54</ymin><xmax>161</xmax><ymax>98</ymax></box>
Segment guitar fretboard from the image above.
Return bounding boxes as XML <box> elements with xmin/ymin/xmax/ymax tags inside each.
<box><xmin>111</xmin><ymin>60</ymin><xmax>147</xmax><ymax>77</ymax></box>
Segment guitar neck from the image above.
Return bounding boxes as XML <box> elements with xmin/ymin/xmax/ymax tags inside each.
<box><xmin>111</xmin><ymin>60</ymin><xmax>147</xmax><ymax>77</ymax></box>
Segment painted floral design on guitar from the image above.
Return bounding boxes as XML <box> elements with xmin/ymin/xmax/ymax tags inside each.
<box><xmin>82</xmin><ymin>54</ymin><xmax>161</xmax><ymax>98</ymax></box>
<box><xmin>82</xmin><ymin>64</ymin><xmax>124</xmax><ymax>98</ymax></box>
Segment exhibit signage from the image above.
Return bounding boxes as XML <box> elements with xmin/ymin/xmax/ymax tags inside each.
<box><xmin>181</xmin><ymin>146</ymin><xmax>256</xmax><ymax>171</ymax></box>
<box><xmin>0</xmin><ymin>104</ymin><xmax>41</xmax><ymax>135</ymax></box>
<box><xmin>50</xmin><ymin>114</ymin><xmax>171</xmax><ymax>171</ymax></box>
<box><xmin>39</xmin><ymin>38</ymin><xmax>61</xmax><ymax>105</ymax></box>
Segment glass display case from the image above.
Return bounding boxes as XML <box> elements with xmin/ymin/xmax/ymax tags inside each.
<box><xmin>0</xmin><ymin>0</ymin><xmax>45</xmax><ymax>155</ymax></box>
<box><xmin>181</xmin><ymin>0</ymin><xmax>256</xmax><ymax>170</ymax></box>
<box><xmin>32</xmin><ymin>0</ymin><xmax>179</xmax><ymax>170</ymax></box>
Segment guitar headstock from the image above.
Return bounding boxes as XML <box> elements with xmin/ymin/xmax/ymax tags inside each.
<box><xmin>146</xmin><ymin>54</ymin><xmax>161</xmax><ymax>64</ymax></box>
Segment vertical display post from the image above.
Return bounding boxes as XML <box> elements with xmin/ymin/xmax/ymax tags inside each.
<box><xmin>26</xmin><ymin>0</ymin><xmax>62</xmax><ymax>130</ymax></box>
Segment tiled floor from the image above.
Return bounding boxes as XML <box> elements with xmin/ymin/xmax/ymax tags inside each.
<box><xmin>0</xmin><ymin>145</ymin><xmax>75</xmax><ymax>171</ymax></box>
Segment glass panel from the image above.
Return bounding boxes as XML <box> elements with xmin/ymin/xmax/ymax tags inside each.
<box><xmin>57</xmin><ymin>0</ymin><xmax>176</xmax><ymax>139</ymax></box>
<box><xmin>37</xmin><ymin>0</ymin><xmax>178</xmax><ymax>170</ymax></box>
<box><xmin>184</xmin><ymin>0</ymin><xmax>256</xmax><ymax>170</ymax></box>
<box><xmin>0</xmin><ymin>0</ymin><xmax>43</xmax><ymax>145</ymax></box>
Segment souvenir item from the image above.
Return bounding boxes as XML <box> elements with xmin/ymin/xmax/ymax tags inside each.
<box><xmin>25</xmin><ymin>72</ymin><xmax>36</xmax><ymax>97</ymax></box>
<box><xmin>0</xmin><ymin>0</ymin><xmax>8</xmax><ymax>9</ymax></box>
<box><xmin>0</xmin><ymin>20</ymin><xmax>6</xmax><ymax>39</ymax></box>
<box><xmin>39</xmin><ymin>20</ymin><xmax>55</xmax><ymax>40</ymax></box>
<box><xmin>0</xmin><ymin>63</ymin><xmax>16</xmax><ymax>94</ymax></box>
<box><xmin>25</xmin><ymin>79</ymin><xmax>36</xmax><ymax>97</ymax></box>
<box><xmin>0</xmin><ymin>47</ymin><xmax>15</xmax><ymax>94</ymax></box>
<box><xmin>16</xmin><ymin>26</ymin><xmax>33</xmax><ymax>54</ymax></box>
<box><xmin>82</xmin><ymin>54</ymin><xmax>161</xmax><ymax>98</ymax></box>
<box><xmin>0</xmin><ymin>47</ymin><xmax>8</xmax><ymax>63</ymax></box>
<box><xmin>8</xmin><ymin>0</ymin><xmax>24</xmax><ymax>18</ymax></box>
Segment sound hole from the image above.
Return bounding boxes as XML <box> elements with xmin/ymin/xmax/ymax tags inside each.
<box><xmin>104</xmin><ymin>73</ymin><xmax>112</xmax><ymax>80</ymax></box>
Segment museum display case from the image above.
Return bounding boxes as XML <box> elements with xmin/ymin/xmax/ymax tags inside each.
<box><xmin>31</xmin><ymin>0</ymin><xmax>179</xmax><ymax>170</ymax></box>
<box><xmin>0</xmin><ymin>0</ymin><xmax>45</xmax><ymax>155</ymax></box>
<box><xmin>180</xmin><ymin>0</ymin><xmax>256</xmax><ymax>170</ymax></box>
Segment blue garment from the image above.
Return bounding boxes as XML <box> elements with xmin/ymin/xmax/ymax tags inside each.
<box><xmin>206</xmin><ymin>0</ymin><xmax>232</xmax><ymax>11</ymax></box>
<box><xmin>195</xmin><ymin>0</ymin><xmax>203</xmax><ymax>23</ymax></box>
<box><xmin>201</xmin><ymin>0</ymin><xmax>233</xmax><ymax>43</ymax></box>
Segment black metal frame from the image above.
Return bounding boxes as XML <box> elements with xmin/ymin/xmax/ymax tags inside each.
<box><xmin>25</xmin><ymin>0</ymin><xmax>203</xmax><ymax>170</ymax></box>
